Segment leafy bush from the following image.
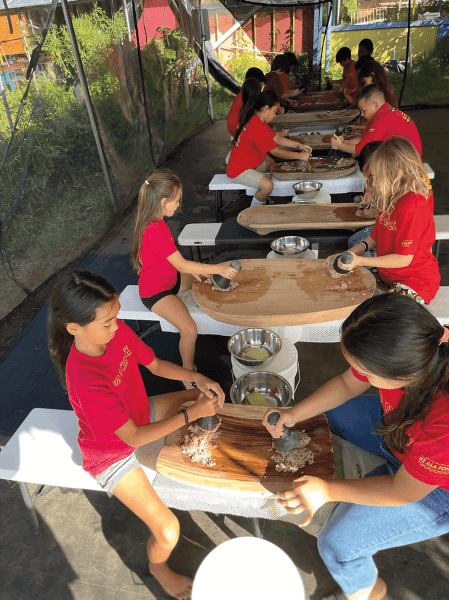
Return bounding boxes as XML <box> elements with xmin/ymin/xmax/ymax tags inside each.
<box><xmin>224</xmin><ymin>30</ymin><xmax>267</xmax><ymax>83</ymax></box>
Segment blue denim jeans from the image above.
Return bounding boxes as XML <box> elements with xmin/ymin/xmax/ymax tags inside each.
<box><xmin>348</xmin><ymin>226</ymin><xmax>376</xmax><ymax>258</ymax></box>
<box><xmin>318</xmin><ymin>395</ymin><xmax>449</xmax><ymax>595</ymax></box>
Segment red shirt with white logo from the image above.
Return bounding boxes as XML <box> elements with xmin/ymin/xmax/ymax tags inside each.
<box><xmin>66</xmin><ymin>320</ymin><xmax>156</xmax><ymax>475</ymax></box>
<box><xmin>227</xmin><ymin>91</ymin><xmax>243</xmax><ymax>137</ymax></box>
<box><xmin>352</xmin><ymin>368</ymin><xmax>449</xmax><ymax>490</ymax></box>
<box><xmin>227</xmin><ymin>115</ymin><xmax>277</xmax><ymax>178</ymax></box>
<box><xmin>138</xmin><ymin>219</ymin><xmax>178</xmax><ymax>298</ymax></box>
<box><xmin>355</xmin><ymin>103</ymin><xmax>422</xmax><ymax>156</ymax></box>
<box><xmin>370</xmin><ymin>190</ymin><xmax>440</xmax><ymax>303</ymax></box>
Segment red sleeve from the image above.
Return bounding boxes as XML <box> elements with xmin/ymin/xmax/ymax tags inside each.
<box><xmin>227</xmin><ymin>92</ymin><xmax>242</xmax><ymax>137</ymax></box>
<box><xmin>355</xmin><ymin>120</ymin><xmax>387</xmax><ymax>155</ymax></box>
<box><xmin>402</xmin><ymin>424</ymin><xmax>449</xmax><ymax>487</ymax></box>
<box><xmin>257</xmin><ymin>121</ymin><xmax>277</xmax><ymax>154</ymax></box>
<box><xmin>121</xmin><ymin>320</ymin><xmax>155</xmax><ymax>366</ymax></box>
<box><xmin>351</xmin><ymin>367</ymin><xmax>369</xmax><ymax>382</ymax></box>
<box><xmin>391</xmin><ymin>195</ymin><xmax>429</xmax><ymax>256</ymax></box>
<box><xmin>264</xmin><ymin>72</ymin><xmax>283</xmax><ymax>100</ymax></box>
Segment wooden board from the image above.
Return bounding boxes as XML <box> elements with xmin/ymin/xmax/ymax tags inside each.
<box><xmin>272</xmin><ymin>108</ymin><xmax>359</xmax><ymax>130</ymax></box>
<box><xmin>237</xmin><ymin>203</ymin><xmax>375</xmax><ymax>235</ymax></box>
<box><xmin>286</xmin><ymin>132</ymin><xmax>363</xmax><ymax>150</ymax></box>
<box><xmin>270</xmin><ymin>157</ymin><xmax>358</xmax><ymax>180</ymax></box>
<box><xmin>191</xmin><ymin>259</ymin><xmax>376</xmax><ymax>327</ymax></box>
<box><xmin>156</xmin><ymin>403</ymin><xmax>335</xmax><ymax>494</ymax></box>
<box><xmin>287</xmin><ymin>99</ymin><xmax>347</xmax><ymax>113</ymax></box>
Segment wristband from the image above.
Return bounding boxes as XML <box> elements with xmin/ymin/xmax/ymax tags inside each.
<box><xmin>360</xmin><ymin>241</ymin><xmax>369</xmax><ymax>253</ymax></box>
<box><xmin>180</xmin><ymin>408</ymin><xmax>189</xmax><ymax>425</ymax></box>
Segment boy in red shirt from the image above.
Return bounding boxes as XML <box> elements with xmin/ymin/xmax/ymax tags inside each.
<box><xmin>327</xmin><ymin>46</ymin><xmax>361</xmax><ymax>105</ymax></box>
<box><xmin>332</xmin><ymin>84</ymin><xmax>422</xmax><ymax>156</ymax></box>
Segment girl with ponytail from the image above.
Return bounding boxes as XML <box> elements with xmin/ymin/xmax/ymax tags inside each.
<box><xmin>47</xmin><ymin>268</ymin><xmax>224</xmax><ymax>600</ymax></box>
<box><xmin>263</xmin><ymin>293</ymin><xmax>449</xmax><ymax>600</ymax></box>
<box><xmin>227</xmin><ymin>90</ymin><xmax>312</xmax><ymax>207</ymax></box>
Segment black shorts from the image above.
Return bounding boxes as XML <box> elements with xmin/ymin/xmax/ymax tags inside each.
<box><xmin>141</xmin><ymin>272</ymin><xmax>181</xmax><ymax>311</ymax></box>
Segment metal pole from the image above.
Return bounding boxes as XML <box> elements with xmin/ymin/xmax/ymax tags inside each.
<box><xmin>0</xmin><ymin>77</ymin><xmax>14</xmax><ymax>133</ymax></box>
<box><xmin>198</xmin><ymin>0</ymin><xmax>214</xmax><ymax>122</ymax></box>
<box><xmin>61</xmin><ymin>0</ymin><xmax>118</xmax><ymax>212</ymax></box>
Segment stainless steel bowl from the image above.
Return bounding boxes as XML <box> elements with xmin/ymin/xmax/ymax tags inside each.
<box><xmin>230</xmin><ymin>372</ymin><xmax>293</xmax><ymax>407</ymax></box>
<box><xmin>292</xmin><ymin>180</ymin><xmax>323</xmax><ymax>199</ymax></box>
<box><xmin>270</xmin><ymin>236</ymin><xmax>310</xmax><ymax>256</ymax></box>
<box><xmin>228</xmin><ymin>328</ymin><xmax>282</xmax><ymax>367</ymax></box>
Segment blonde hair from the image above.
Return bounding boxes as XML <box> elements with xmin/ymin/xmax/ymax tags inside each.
<box><xmin>132</xmin><ymin>168</ymin><xmax>182</xmax><ymax>272</ymax></box>
<box><xmin>363</xmin><ymin>137</ymin><xmax>430</xmax><ymax>218</ymax></box>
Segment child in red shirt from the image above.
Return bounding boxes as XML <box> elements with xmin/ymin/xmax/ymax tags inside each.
<box><xmin>227</xmin><ymin>90</ymin><xmax>312</xmax><ymax>207</ymax></box>
<box><xmin>334</xmin><ymin>136</ymin><xmax>440</xmax><ymax>304</ymax></box>
<box><xmin>227</xmin><ymin>67</ymin><xmax>265</xmax><ymax>137</ymax></box>
<box><xmin>327</xmin><ymin>46</ymin><xmax>361</xmax><ymax>106</ymax></box>
<box><xmin>263</xmin><ymin>293</ymin><xmax>449</xmax><ymax>600</ymax></box>
<box><xmin>332</xmin><ymin>85</ymin><xmax>421</xmax><ymax>156</ymax></box>
<box><xmin>48</xmin><ymin>269</ymin><xmax>224</xmax><ymax>600</ymax></box>
<box><xmin>132</xmin><ymin>169</ymin><xmax>238</xmax><ymax>386</ymax></box>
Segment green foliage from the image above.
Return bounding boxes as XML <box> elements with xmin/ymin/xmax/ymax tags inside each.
<box><xmin>210</xmin><ymin>80</ymin><xmax>234</xmax><ymax>119</ymax></box>
<box><xmin>225</xmin><ymin>30</ymin><xmax>267</xmax><ymax>84</ymax></box>
<box><xmin>44</xmin><ymin>4</ymin><xmax>127</xmax><ymax>77</ymax></box>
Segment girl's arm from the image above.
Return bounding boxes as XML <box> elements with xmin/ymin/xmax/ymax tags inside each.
<box><xmin>273</xmin><ymin>133</ymin><xmax>312</xmax><ymax>153</ymax></box>
<box><xmin>331</xmin><ymin>134</ymin><xmax>358</xmax><ymax>156</ymax></box>
<box><xmin>114</xmin><ymin>392</ymin><xmax>220</xmax><ymax>447</ymax></box>
<box><xmin>281</xmin><ymin>88</ymin><xmax>300</xmax><ymax>99</ymax></box>
<box><xmin>270</xmin><ymin>147</ymin><xmax>311</xmax><ymax>161</ymax></box>
<box><xmin>146</xmin><ymin>356</ymin><xmax>225</xmax><ymax>402</ymax></box>
<box><xmin>263</xmin><ymin>368</ymin><xmax>372</xmax><ymax>437</ymax></box>
<box><xmin>167</xmin><ymin>250</ymin><xmax>238</xmax><ymax>282</ymax></box>
<box><xmin>337</xmin><ymin>238</ymin><xmax>413</xmax><ymax>271</ymax></box>
<box><xmin>278</xmin><ymin>466</ymin><xmax>438</xmax><ymax>526</ymax></box>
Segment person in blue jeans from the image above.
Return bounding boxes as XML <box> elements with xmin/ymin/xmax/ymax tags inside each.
<box><xmin>263</xmin><ymin>294</ymin><xmax>449</xmax><ymax>600</ymax></box>
<box><xmin>348</xmin><ymin>140</ymin><xmax>383</xmax><ymax>259</ymax></box>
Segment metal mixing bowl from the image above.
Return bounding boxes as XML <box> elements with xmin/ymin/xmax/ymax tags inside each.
<box><xmin>292</xmin><ymin>180</ymin><xmax>323</xmax><ymax>199</ymax></box>
<box><xmin>230</xmin><ymin>372</ymin><xmax>293</xmax><ymax>407</ymax></box>
<box><xmin>228</xmin><ymin>328</ymin><xmax>282</xmax><ymax>367</ymax></box>
<box><xmin>270</xmin><ymin>236</ymin><xmax>310</xmax><ymax>256</ymax></box>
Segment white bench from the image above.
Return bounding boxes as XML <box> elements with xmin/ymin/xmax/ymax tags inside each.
<box><xmin>209</xmin><ymin>172</ymin><xmax>365</xmax><ymax>221</ymax></box>
<box><xmin>0</xmin><ymin>408</ymin><xmax>295</xmax><ymax>536</ymax></box>
<box><xmin>117</xmin><ymin>286</ymin><xmax>449</xmax><ymax>346</ymax></box>
<box><xmin>210</xmin><ymin>164</ymin><xmax>434</xmax><ymax>222</ymax></box>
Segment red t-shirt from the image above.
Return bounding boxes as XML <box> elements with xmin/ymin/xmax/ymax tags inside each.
<box><xmin>138</xmin><ymin>219</ymin><xmax>178</xmax><ymax>298</ymax></box>
<box><xmin>264</xmin><ymin>72</ymin><xmax>284</xmax><ymax>101</ymax></box>
<box><xmin>278</xmin><ymin>72</ymin><xmax>297</xmax><ymax>92</ymax></box>
<box><xmin>370</xmin><ymin>191</ymin><xmax>440</xmax><ymax>303</ymax></box>
<box><xmin>227</xmin><ymin>115</ymin><xmax>277</xmax><ymax>179</ymax></box>
<box><xmin>352</xmin><ymin>368</ymin><xmax>449</xmax><ymax>490</ymax></box>
<box><xmin>66</xmin><ymin>320</ymin><xmax>156</xmax><ymax>475</ymax></box>
<box><xmin>227</xmin><ymin>91</ymin><xmax>243</xmax><ymax>137</ymax></box>
<box><xmin>355</xmin><ymin>103</ymin><xmax>422</xmax><ymax>156</ymax></box>
<box><xmin>342</xmin><ymin>59</ymin><xmax>359</xmax><ymax>94</ymax></box>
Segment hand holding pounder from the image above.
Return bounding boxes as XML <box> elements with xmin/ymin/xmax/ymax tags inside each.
<box><xmin>267</xmin><ymin>411</ymin><xmax>300</xmax><ymax>452</ymax></box>
<box><xmin>328</xmin><ymin>251</ymin><xmax>355</xmax><ymax>277</ymax></box>
<box><xmin>212</xmin><ymin>259</ymin><xmax>242</xmax><ymax>291</ymax></box>
<box><xmin>195</xmin><ymin>391</ymin><xmax>220</xmax><ymax>432</ymax></box>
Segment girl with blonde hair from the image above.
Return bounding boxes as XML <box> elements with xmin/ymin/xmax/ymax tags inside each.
<box><xmin>335</xmin><ymin>136</ymin><xmax>440</xmax><ymax>304</ymax></box>
<box><xmin>132</xmin><ymin>169</ymin><xmax>238</xmax><ymax>387</ymax></box>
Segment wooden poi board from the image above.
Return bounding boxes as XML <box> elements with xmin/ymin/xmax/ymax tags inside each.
<box><xmin>191</xmin><ymin>259</ymin><xmax>376</xmax><ymax>327</ymax></box>
<box><xmin>237</xmin><ymin>203</ymin><xmax>375</xmax><ymax>235</ymax></box>
<box><xmin>272</xmin><ymin>108</ymin><xmax>359</xmax><ymax>130</ymax></box>
<box><xmin>270</xmin><ymin>157</ymin><xmax>358</xmax><ymax>180</ymax></box>
<box><xmin>156</xmin><ymin>404</ymin><xmax>335</xmax><ymax>494</ymax></box>
<box><xmin>286</xmin><ymin>132</ymin><xmax>362</xmax><ymax>150</ymax></box>
<box><xmin>287</xmin><ymin>99</ymin><xmax>347</xmax><ymax>113</ymax></box>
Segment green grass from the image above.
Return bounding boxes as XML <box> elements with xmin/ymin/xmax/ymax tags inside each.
<box><xmin>390</xmin><ymin>68</ymin><xmax>449</xmax><ymax>107</ymax></box>
<box><xmin>210</xmin><ymin>81</ymin><xmax>235</xmax><ymax>120</ymax></box>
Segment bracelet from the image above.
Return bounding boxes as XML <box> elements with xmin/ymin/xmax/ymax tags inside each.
<box><xmin>360</xmin><ymin>241</ymin><xmax>369</xmax><ymax>253</ymax></box>
<box><xmin>179</xmin><ymin>408</ymin><xmax>189</xmax><ymax>425</ymax></box>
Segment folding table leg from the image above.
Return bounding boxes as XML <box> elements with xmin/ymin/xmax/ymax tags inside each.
<box><xmin>215</xmin><ymin>191</ymin><xmax>223</xmax><ymax>222</ymax></box>
<box><xmin>18</xmin><ymin>482</ymin><xmax>41</xmax><ymax>536</ymax></box>
<box><xmin>252</xmin><ymin>517</ymin><xmax>263</xmax><ymax>539</ymax></box>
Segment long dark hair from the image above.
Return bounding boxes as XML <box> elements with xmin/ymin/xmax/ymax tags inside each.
<box><xmin>238</xmin><ymin>77</ymin><xmax>263</xmax><ymax>127</ymax></box>
<box><xmin>233</xmin><ymin>90</ymin><xmax>279</xmax><ymax>144</ymax></box>
<box><xmin>358</xmin><ymin>60</ymin><xmax>397</xmax><ymax>107</ymax></box>
<box><xmin>47</xmin><ymin>269</ymin><xmax>117</xmax><ymax>387</ymax></box>
<box><xmin>132</xmin><ymin>168</ymin><xmax>182</xmax><ymax>272</ymax></box>
<box><xmin>341</xmin><ymin>294</ymin><xmax>449</xmax><ymax>452</ymax></box>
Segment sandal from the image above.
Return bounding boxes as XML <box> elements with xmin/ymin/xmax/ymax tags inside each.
<box><xmin>322</xmin><ymin>577</ymin><xmax>387</xmax><ymax>600</ymax></box>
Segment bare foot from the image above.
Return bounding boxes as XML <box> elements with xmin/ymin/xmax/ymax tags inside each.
<box><xmin>150</xmin><ymin>563</ymin><xmax>192</xmax><ymax>600</ymax></box>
